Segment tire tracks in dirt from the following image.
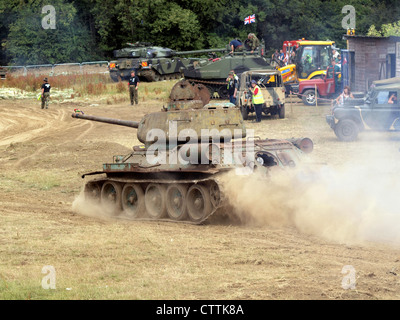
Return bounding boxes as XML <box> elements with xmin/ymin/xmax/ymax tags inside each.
<box><xmin>0</xmin><ymin>103</ymin><xmax>95</xmax><ymax>167</ymax></box>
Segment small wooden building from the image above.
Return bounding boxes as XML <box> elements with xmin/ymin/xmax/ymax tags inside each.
<box><xmin>342</xmin><ymin>35</ymin><xmax>400</xmax><ymax>93</ymax></box>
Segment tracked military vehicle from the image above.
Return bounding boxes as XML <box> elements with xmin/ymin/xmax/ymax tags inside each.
<box><xmin>72</xmin><ymin>80</ymin><xmax>313</xmax><ymax>224</ymax></box>
<box><xmin>109</xmin><ymin>42</ymin><xmax>226</xmax><ymax>82</ymax></box>
<box><xmin>183</xmin><ymin>41</ymin><xmax>273</xmax><ymax>99</ymax></box>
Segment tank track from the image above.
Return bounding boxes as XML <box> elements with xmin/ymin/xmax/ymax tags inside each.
<box><xmin>83</xmin><ymin>176</ymin><xmax>226</xmax><ymax>225</ymax></box>
<box><xmin>186</xmin><ymin>79</ymin><xmax>229</xmax><ymax>99</ymax></box>
<box><xmin>141</xmin><ymin>70</ymin><xmax>182</xmax><ymax>82</ymax></box>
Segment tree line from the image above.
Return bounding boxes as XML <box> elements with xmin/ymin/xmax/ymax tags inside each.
<box><xmin>1</xmin><ymin>0</ymin><xmax>399</xmax><ymax>65</ymax></box>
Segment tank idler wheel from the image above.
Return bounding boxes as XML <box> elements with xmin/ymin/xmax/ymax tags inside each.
<box><xmin>100</xmin><ymin>181</ymin><xmax>122</xmax><ymax>215</ymax></box>
<box><xmin>166</xmin><ymin>184</ymin><xmax>188</xmax><ymax>221</ymax></box>
<box><xmin>84</xmin><ymin>182</ymin><xmax>101</xmax><ymax>201</ymax></box>
<box><xmin>145</xmin><ymin>184</ymin><xmax>167</xmax><ymax>219</ymax></box>
<box><xmin>121</xmin><ymin>184</ymin><xmax>145</xmax><ymax>218</ymax></box>
<box><xmin>186</xmin><ymin>184</ymin><xmax>213</xmax><ymax>223</ymax></box>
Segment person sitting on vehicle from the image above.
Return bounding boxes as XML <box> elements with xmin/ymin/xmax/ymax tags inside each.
<box><xmin>335</xmin><ymin>86</ymin><xmax>354</xmax><ymax>105</ymax></box>
<box><xmin>229</xmin><ymin>39</ymin><xmax>243</xmax><ymax>54</ymax></box>
<box><xmin>247</xmin><ymin>33</ymin><xmax>260</xmax><ymax>53</ymax></box>
<box><xmin>388</xmin><ymin>92</ymin><xmax>397</xmax><ymax>104</ymax></box>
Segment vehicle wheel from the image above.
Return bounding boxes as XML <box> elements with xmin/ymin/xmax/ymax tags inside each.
<box><xmin>84</xmin><ymin>182</ymin><xmax>101</xmax><ymax>201</ymax></box>
<box><xmin>186</xmin><ymin>184</ymin><xmax>213</xmax><ymax>223</ymax></box>
<box><xmin>278</xmin><ymin>104</ymin><xmax>285</xmax><ymax>119</ymax></box>
<box><xmin>101</xmin><ymin>181</ymin><xmax>122</xmax><ymax>215</ymax></box>
<box><xmin>206</xmin><ymin>86</ymin><xmax>216</xmax><ymax>99</ymax></box>
<box><xmin>121</xmin><ymin>184</ymin><xmax>145</xmax><ymax>218</ymax></box>
<box><xmin>209</xmin><ymin>181</ymin><xmax>222</xmax><ymax>208</ymax></box>
<box><xmin>217</xmin><ymin>86</ymin><xmax>229</xmax><ymax>99</ymax></box>
<box><xmin>166</xmin><ymin>184</ymin><xmax>188</xmax><ymax>221</ymax></box>
<box><xmin>302</xmin><ymin>89</ymin><xmax>318</xmax><ymax>106</ymax></box>
<box><xmin>145</xmin><ymin>184</ymin><xmax>167</xmax><ymax>219</ymax></box>
<box><xmin>334</xmin><ymin>119</ymin><xmax>359</xmax><ymax>141</ymax></box>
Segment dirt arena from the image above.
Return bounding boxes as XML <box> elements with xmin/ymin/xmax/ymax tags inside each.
<box><xmin>1</xmin><ymin>90</ymin><xmax>400</xmax><ymax>300</ymax></box>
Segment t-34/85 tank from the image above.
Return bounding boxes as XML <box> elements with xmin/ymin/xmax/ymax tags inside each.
<box><xmin>71</xmin><ymin>80</ymin><xmax>313</xmax><ymax>224</ymax></box>
<box><xmin>183</xmin><ymin>41</ymin><xmax>273</xmax><ymax>99</ymax></box>
<box><xmin>109</xmin><ymin>41</ymin><xmax>226</xmax><ymax>82</ymax></box>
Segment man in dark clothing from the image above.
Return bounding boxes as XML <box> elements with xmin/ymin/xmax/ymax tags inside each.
<box><xmin>226</xmin><ymin>71</ymin><xmax>238</xmax><ymax>105</ymax></box>
<box><xmin>229</xmin><ymin>39</ymin><xmax>243</xmax><ymax>54</ymax></box>
<box><xmin>128</xmin><ymin>70</ymin><xmax>140</xmax><ymax>105</ymax></box>
<box><xmin>41</xmin><ymin>78</ymin><xmax>51</xmax><ymax>109</ymax></box>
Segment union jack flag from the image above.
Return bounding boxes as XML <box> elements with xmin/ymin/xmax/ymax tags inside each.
<box><xmin>244</xmin><ymin>14</ymin><xmax>255</xmax><ymax>25</ymax></box>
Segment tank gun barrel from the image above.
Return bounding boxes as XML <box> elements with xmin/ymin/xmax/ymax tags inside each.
<box><xmin>175</xmin><ymin>48</ymin><xmax>227</xmax><ymax>55</ymax></box>
<box><xmin>71</xmin><ymin>113</ymin><xmax>139</xmax><ymax>128</ymax></box>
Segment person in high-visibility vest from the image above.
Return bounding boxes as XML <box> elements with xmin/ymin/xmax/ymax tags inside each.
<box><xmin>251</xmin><ymin>80</ymin><xmax>264</xmax><ymax>122</ymax></box>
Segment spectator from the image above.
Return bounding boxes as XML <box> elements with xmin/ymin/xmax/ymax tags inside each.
<box><xmin>226</xmin><ymin>71</ymin><xmax>238</xmax><ymax>105</ymax></box>
<box><xmin>251</xmin><ymin>80</ymin><xmax>264</xmax><ymax>122</ymax></box>
<box><xmin>335</xmin><ymin>86</ymin><xmax>354</xmax><ymax>105</ymax></box>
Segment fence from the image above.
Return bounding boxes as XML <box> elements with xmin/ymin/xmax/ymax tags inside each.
<box><xmin>0</xmin><ymin>61</ymin><xmax>110</xmax><ymax>77</ymax></box>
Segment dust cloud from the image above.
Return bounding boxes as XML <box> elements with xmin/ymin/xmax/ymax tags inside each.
<box><xmin>72</xmin><ymin>189</ymin><xmax>115</xmax><ymax>221</ymax></box>
<box><xmin>220</xmin><ymin>159</ymin><xmax>400</xmax><ymax>245</ymax></box>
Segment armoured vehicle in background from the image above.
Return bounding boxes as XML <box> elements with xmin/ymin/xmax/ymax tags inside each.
<box><xmin>237</xmin><ymin>69</ymin><xmax>286</xmax><ymax>120</ymax></box>
<box><xmin>71</xmin><ymin>80</ymin><xmax>313</xmax><ymax>224</ymax></box>
<box><xmin>108</xmin><ymin>42</ymin><xmax>226</xmax><ymax>82</ymax></box>
<box><xmin>0</xmin><ymin>67</ymin><xmax>6</xmax><ymax>80</ymax></box>
<box><xmin>183</xmin><ymin>41</ymin><xmax>272</xmax><ymax>99</ymax></box>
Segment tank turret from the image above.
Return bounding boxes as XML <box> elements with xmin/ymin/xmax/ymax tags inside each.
<box><xmin>72</xmin><ymin>80</ymin><xmax>313</xmax><ymax>223</ymax></box>
<box><xmin>183</xmin><ymin>41</ymin><xmax>275</xmax><ymax>99</ymax></box>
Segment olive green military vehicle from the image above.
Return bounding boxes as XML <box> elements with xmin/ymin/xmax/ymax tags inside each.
<box><xmin>183</xmin><ymin>41</ymin><xmax>273</xmax><ymax>99</ymax></box>
<box><xmin>237</xmin><ymin>69</ymin><xmax>286</xmax><ymax>120</ymax></box>
<box><xmin>109</xmin><ymin>42</ymin><xmax>226</xmax><ymax>82</ymax></box>
<box><xmin>71</xmin><ymin>80</ymin><xmax>313</xmax><ymax>224</ymax></box>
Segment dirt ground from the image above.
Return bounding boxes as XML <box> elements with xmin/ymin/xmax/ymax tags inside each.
<box><xmin>1</xmin><ymin>91</ymin><xmax>400</xmax><ymax>300</ymax></box>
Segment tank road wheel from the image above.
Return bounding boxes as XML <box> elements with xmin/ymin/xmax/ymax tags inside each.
<box><xmin>145</xmin><ymin>184</ymin><xmax>167</xmax><ymax>219</ymax></box>
<box><xmin>334</xmin><ymin>119</ymin><xmax>359</xmax><ymax>142</ymax></box>
<box><xmin>153</xmin><ymin>72</ymin><xmax>161</xmax><ymax>82</ymax></box>
<box><xmin>209</xmin><ymin>181</ymin><xmax>221</xmax><ymax>208</ymax></box>
<box><xmin>302</xmin><ymin>89</ymin><xmax>318</xmax><ymax>106</ymax></box>
<box><xmin>217</xmin><ymin>86</ymin><xmax>229</xmax><ymax>99</ymax></box>
<box><xmin>186</xmin><ymin>184</ymin><xmax>213</xmax><ymax>223</ymax></box>
<box><xmin>121</xmin><ymin>184</ymin><xmax>145</xmax><ymax>218</ymax></box>
<box><xmin>166</xmin><ymin>184</ymin><xmax>188</xmax><ymax>221</ymax></box>
<box><xmin>84</xmin><ymin>182</ymin><xmax>101</xmax><ymax>201</ymax></box>
<box><xmin>101</xmin><ymin>181</ymin><xmax>122</xmax><ymax>215</ymax></box>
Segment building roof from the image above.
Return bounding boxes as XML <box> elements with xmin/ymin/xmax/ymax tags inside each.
<box><xmin>343</xmin><ymin>35</ymin><xmax>400</xmax><ymax>41</ymax></box>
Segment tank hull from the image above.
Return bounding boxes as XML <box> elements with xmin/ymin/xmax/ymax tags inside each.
<box><xmin>81</xmin><ymin>138</ymin><xmax>313</xmax><ymax>224</ymax></box>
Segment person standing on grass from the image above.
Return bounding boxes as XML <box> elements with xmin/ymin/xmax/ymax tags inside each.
<box><xmin>251</xmin><ymin>80</ymin><xmax>264</xmax><ymax>122</ymax></box>
<box><xmin>128</xmin><ymin>70</ymin><xmax>139</xmax><ymax>105</ymax></box>
<box><xmin>41</xmin><ymin>78</ymin><xmax>51</xmax><ymax>109</ymax></box>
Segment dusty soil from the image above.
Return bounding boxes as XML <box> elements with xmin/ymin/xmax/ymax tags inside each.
<box><xmin>1</xmin><ymin>93</ymin><xmax>400</xmax><ymax>300</ymax></box>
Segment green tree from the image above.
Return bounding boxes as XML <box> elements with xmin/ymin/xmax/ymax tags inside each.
<box><xmin>6</xmin><ymin>0</ymin><xmax>98</xmax><ymax>64</ymax></box>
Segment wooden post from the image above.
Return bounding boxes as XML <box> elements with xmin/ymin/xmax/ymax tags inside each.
<box><xmin>315</xmin><ymin>84</ymin><xmax>318</xmax><ymax>107</ymax></box>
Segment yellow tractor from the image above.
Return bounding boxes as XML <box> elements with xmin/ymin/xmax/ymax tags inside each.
<box><xmin>276</xmin><ymin>40</ymin><xmax>336</xmax><ymax>93</ymax></box>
